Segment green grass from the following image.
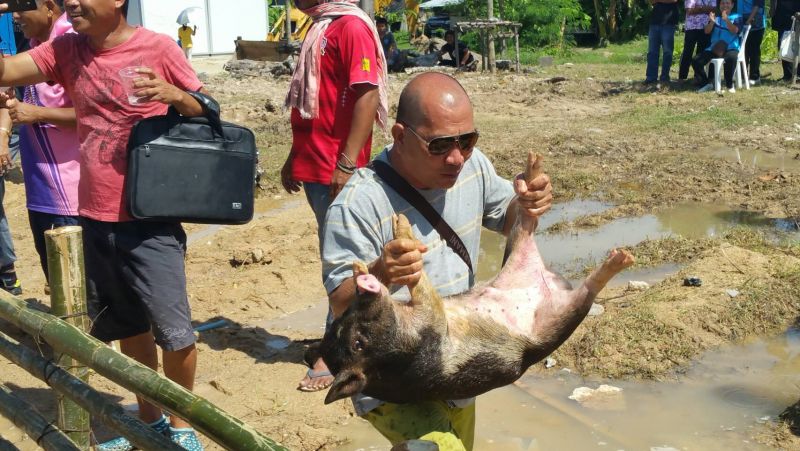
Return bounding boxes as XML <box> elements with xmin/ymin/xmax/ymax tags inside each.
<box><xmin>616</xmin><ymin>103</ymin><xmax>748</xmax><ymax>133</ymax></box>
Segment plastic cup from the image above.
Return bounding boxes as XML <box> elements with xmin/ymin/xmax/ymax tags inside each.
<box><xmin>118</xmin><ymin>66</ymin><xmax>149</xmax><ymax>105</ymax></box>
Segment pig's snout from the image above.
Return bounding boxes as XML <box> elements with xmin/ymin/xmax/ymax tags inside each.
<box><xmin>356</xmin><ymin>274</ymin><xmax>381</xmax><ymax>294</ymax></box>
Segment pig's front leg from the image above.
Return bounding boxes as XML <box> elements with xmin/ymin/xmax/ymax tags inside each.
<box><xmin>393</xmin><ymin>214</ymin><xmax>447</xmax><ymax>325</ymax></box>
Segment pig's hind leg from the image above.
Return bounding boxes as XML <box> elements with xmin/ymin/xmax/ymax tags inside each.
<box><xmin>523</xmin><ymin>249</ymin><xmax>634</xmax><ymax>364</ymax></box>
<box><xmin>583</xmin><ymin>249</ymin><xmax>635</xmax><ymax>297</ymax></box>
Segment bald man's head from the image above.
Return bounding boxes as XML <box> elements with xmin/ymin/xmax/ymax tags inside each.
<box><xmin>396</xmin><ymin>72</ymin><xmax>472</xmax><ymax>129</ymax></box>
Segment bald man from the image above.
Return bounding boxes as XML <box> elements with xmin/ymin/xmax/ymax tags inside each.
<box><xmin>319</xmin><ymin>72</ymin><xmax>553</xmax><ymax>450</ymax></box>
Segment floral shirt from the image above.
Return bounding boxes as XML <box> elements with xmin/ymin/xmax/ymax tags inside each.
<box><xmin>685</xmin><ymin>0</ymin><xmax>717</xmax><ymax>30</ymax></box>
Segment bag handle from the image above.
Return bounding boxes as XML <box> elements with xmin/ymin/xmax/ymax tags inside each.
<box><xmin>370</xmin><ymin>159</ymin><xmax>474</xmax><ymax>276</ymax></box>
<box><xmin>167</xmin><ymin>91</ymin><xmax>225</xmax><ymax>138</ymax></box>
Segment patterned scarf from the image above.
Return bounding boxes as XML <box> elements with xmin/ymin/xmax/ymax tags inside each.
<box><xmin>285</xmin><ymin>1</ymin><xmax>389</xmax><ymax>129</ymax></box>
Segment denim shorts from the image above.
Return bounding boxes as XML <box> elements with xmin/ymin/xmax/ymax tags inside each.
<box><xmin>81</xmin><ymin>218</ymin><xmax>195</xmax><ymax>351</ymax></box>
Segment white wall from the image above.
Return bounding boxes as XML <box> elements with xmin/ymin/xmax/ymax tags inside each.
<box><xmin>130</xmin><ymin>0</ymin><xmax>268</xmax><ymax>55</ymax></box>
<box><xmin>208</xmin><ymin>0</ymin><xmax>268</xmax><ymax>53</ymax></box>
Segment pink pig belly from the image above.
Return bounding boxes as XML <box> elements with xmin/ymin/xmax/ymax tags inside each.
<box><xmin>444</xmin><ymin>286</ymin><xmax>541</xmax><ymax>336</ymax></box>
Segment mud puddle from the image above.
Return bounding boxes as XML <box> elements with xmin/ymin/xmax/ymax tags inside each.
<box><xmin>478</xmin><ymin>201</ymin><xmax>800</xmax><ymax>283</ymax></box>
<box><xmin>337</xmin><ymin>328</ymin><xmax>800</xmax><ymax>451</ymax></box>
<box><xmin>709</xmin><ymin>145</ymin><xmax>800</xmax><ymax>172</ymax></box>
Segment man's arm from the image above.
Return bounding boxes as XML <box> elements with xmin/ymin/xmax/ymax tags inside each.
<box><xmin>0</xmin><ymin>108</ymin><xmax>12</xmax><ymax>174</ymax></box>
<box><xmin>6</xmin><ymin>98</ymin><xmax>77</xmax><ymax>129</ymax></box>
<box><xmin>329</xmin><ymin>83</ymin><xmax>379</xmax><ymax>199</ymax></box>
<box><xmin>746</xmin><ymin>5</ymin><xmax>761</xmax><ymax>24</ymax></box>
<box><xmin>0</xmin><ymin>53</ymin><xmax>49</xmax><ymax>87</ymax></box>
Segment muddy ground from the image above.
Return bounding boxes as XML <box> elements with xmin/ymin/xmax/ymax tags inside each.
<box><xmin>1</xmin><ymin>55</ymin><xmax>800</xmax><ymax>450</ymax></box>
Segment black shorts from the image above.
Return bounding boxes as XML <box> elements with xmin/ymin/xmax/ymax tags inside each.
<box><xmin>81</xmin><ymin>218</ymin><xmax>195</xmax><ymax>351</ymax></box>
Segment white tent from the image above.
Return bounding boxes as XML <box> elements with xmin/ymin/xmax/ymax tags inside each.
<box><xmin>126</xmin><ymin>0</ymin><xmax>268</xmax><ymax>55</ymax></box>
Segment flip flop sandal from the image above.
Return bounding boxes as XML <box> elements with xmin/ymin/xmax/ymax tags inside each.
<box><xmin>297</xmin><ymin>368</ymin><xmax>333</xmax><ymax>392</ymax></box>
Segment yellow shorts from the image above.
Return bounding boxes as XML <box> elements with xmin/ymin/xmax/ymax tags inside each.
<box><xmin>363</xmin><ymin>400</ymin><xmax>475</xmax><ymax>451</ymax></box>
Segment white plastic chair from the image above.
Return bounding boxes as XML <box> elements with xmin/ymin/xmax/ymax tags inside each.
<box><xmin>707</xmin><ymin>24</ymin><xmax>751</xmax><ymax>93</ymax></box>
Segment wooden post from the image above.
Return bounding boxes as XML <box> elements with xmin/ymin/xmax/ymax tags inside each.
<box><xmin>0</xmin><ymin>384</ymin><xmax>81</xmax><ymax>451</ymax></box>
<box><xmin>361</xmin><ymin>0</ymin><xmax>374</xmax><ymax>20</ymax></box>
<box><xmin>514</xmin><ymin>26</ymin><xmax>520</xmax><ymax>72</ymax></box>
<box><xmin>480</xmin><ymin>29</ymin><xmax>487</xmax><ymax>72</ymax></box>
<box><xmin>486</xmin><ymin>0</ymin><xmax>496</xmax><ymax>73</ymax></box>
<box><xmin>454</xmin><ymin>28</ymin><xmax>460</xmax><ymax>69</ymax></box>
<box><xmin>285</xmin><ymin>0</ymin><xmax>293</xmax><ymax>43</ymax></box>
<box><xmin>46</xmin><ymin>226</ymin><xmax>90</xmax><ymax>450</ymax></box>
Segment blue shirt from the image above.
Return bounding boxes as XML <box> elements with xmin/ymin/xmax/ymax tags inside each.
<box><xmin>707</xmin><ymin>13</ymin><xmax>744</xmax><ymax>51</ymax></box>
<box><xmin>737</xmin><ymin>0</ymin><xmax>766</xmax><ymax>29</ymax></box>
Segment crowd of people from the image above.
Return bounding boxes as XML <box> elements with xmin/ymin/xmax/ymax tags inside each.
<box><xmin>0</xmin><ymin>0</ymin><xmax>795</xmax><ymax>450</ymax></box>
<box><xmin>647</xmin><ymin>0</ymin><xmax>800</xmax><ymax>92</ymax></box>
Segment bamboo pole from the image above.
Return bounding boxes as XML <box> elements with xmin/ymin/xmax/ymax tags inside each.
<box><xmin>45</xmin><ymin>226</ymin><xmax>90</xmax><ymax>449</ymax></box>
<box><xmin>0</xmin><ymin>293</ymin><xmax>287</xmax><ymax>451</ymax></box>
<box><xmin>0</xmin><ymin>384</ymin><xmax>80</xmax><ymax>451</ymax></box>
<box><xmin>0</xmin><ymin>331</ymin><xmax>182</xmax><ymax>451</ymax></box>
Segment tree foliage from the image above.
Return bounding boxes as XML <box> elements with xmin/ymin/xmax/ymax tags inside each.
<box><xmin>452</xmin><ymin>0</ymin><xmax>591</xmax><ymax>50</ymax></box>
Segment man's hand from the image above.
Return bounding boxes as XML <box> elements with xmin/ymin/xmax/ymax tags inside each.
<box><xmin>709</xmin><ymin>11</ymin><xmax>716</xmax><ymax>21</ymax></box>
<box><xmin>131</xmin><ymin>67</ymin><xmax>185</xmax><ymax>105</ymax></box>
<box><xmin>0</xmin><ymin>137</ymin><xmax>12</xmax><ymax>175</ymax></box>
<box><xmin>513</xmin><ymin>171</ymin><xmax>553</xmax><ymax>218</ymax></box>
<box><xmin>6</xmin><ymin>98</ymin><xmax>38</xmax><ymax>125</ymax></box>
<box><xmin>329</xmin><ymin>168</ymin><xmax>352</xmax><ymax>200</ymax></box>
<box><xmin>370</xmin><ymin>238</ymin><xmax>428</xmax><ymax>287</ymax></box>
<box><xmin>721</xmin><ymin>10</ymin><xmax>729</xmax><ymax>20</ymax></box>
<box><xmin>280</xmin><ymin>153</ymin><xmax>301</xmax><ymax>194</ymax></box>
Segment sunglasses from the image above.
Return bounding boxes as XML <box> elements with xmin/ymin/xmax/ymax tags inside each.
<box><xmin>403</xmin><ymin>124</ymin><xmax>480</xmax><ymax>156</ymax></box>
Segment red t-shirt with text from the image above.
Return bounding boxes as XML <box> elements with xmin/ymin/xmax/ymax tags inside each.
<box><xmin>290</xmin><ymin>15</ymin><xmax>381</xmax><ymax>184</ymax></box>
<box><xmin>29</xmin><ymin>27</ymin><xmax>203</xmax><ymax>222</ymax></box>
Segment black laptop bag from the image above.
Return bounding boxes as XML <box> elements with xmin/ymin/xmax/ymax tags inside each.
<box><xmin>125</xmin><ymin>91</ymin><xmax>256</xmax><ymax>225</ymax></box>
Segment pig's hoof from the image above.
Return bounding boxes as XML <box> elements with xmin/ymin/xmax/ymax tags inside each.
<box><xmin>605</xmin><ymin>249</ymin><xmax>635</xmax><ymax>271</ymax></box>
<box><xmin>356</xmin><ymin>274</ymin><xmax>382</xmax><ymax>294</ymax></box>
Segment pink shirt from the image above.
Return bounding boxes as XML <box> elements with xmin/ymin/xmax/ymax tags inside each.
<box><xmin>19</xmin><ymin>13</ymin><xmax>80</xmax><ymax>216</ymax></box>
<box><xmin>29</xmin><ymin>27</ymin><xmax>203</xmax><ymax>222</ymax></box>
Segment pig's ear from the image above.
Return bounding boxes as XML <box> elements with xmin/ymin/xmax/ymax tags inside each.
<box><xmin>324</xmin><ymin>369</ymin><xmax>366</xmax><ymax>404</ymax></box>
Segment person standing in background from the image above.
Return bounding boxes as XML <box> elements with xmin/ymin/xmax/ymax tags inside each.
<box><xmin>281</xmin><ymin>0</ymin><xmax>388</xmax><ymax>393</ymax></box>
<box><xmin>5</xmin><ymin>0</ymin><xmax>80</xmax><ymax>294</ymax></box>
<box><xmin>178</xmin><ymin>23</ymin><xmax>196</xmax><ymax>61</ymax></box>
<box><xmin>680</xmin><ymin>0</ymin><xmax>717</xmax><ymax>83</ymax></box>
<box><xmin>738</xmin><ymin>0</ymin><xmax>766</xmax><ymax>84</ymax></box>
<box><xmin>771</xmin><ymin>0</ymin><xmax>800</xmax><ymax>81</ymax></box>
<box><xmin>645</xmin><ymin>0</ymin><xmax>680</xmax><ymax>85</ymax></box>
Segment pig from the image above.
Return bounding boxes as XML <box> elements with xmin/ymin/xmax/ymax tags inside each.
<box><xmin>315</xmin><ymin>153</ymin><xmax>635</xmax><ymax>405</ymax></box>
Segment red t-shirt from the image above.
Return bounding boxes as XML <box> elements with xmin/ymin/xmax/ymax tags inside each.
<box><xmin>29</xmin><ymin>27</ymin><xmax>203</xmax><ymax>222</ymax></box>
<box><xmin>290</xmin><ymin>15</ymin><xmax>381</xmax><ymax>184</ymax></box>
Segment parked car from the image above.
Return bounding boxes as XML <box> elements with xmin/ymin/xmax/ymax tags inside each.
<box><xmin>424</xmin><ymin>14</ymin><xmax>452</xmax><ymax>37</ymax></box>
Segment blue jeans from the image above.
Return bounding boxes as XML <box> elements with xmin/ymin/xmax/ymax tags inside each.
<box><xmin>0</xmin><ymin>176</ymin><xmax>16</xmax><ymax>269</ymax></box>
<box><xmin>303</xmin><ymin>182</ymin><xmax>335</xmax><ymax>328</ymax></box>
<box><xmin>28</xmin><ymin>210</ymin><xmax>79</xmax><ymax>280</ymax></box>
<box><xmin>646</xmin><ymin>24</ymin><xmax>676</xmax><ymax>82</ymax></box>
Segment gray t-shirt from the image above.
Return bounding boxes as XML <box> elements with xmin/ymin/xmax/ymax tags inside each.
<box><xmin>321</xmin><ymin>146</ymin><xmax>515</xmax><ymax>414</ymax></box>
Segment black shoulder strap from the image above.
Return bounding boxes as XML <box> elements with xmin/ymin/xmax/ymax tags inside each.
<box><xmin>370</xmin><ymin>159</ymin><xmax>473</xmax><ymax>275</ymax></box>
